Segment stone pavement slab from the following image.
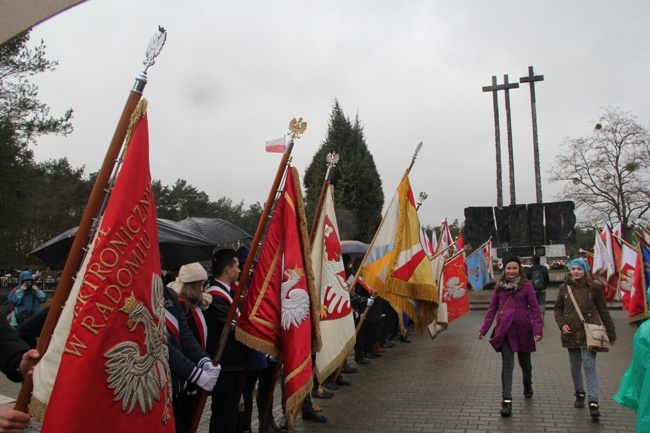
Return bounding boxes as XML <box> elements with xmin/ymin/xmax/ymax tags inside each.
<box><xmin>0</xmin><ymin>308</ymin><xmax>638</xmax><ymax>432</ymax></box>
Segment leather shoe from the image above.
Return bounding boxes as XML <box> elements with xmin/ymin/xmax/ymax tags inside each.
<box><xmin>312</xmin><ymin>388</ymin><xmax>334</xmax><ymax>399</ymax></box>
<box><xmin>335</xmin><ymin>375</ymin><xmax>351</xmax><ymax>386</ymax></box>
<box><xmin>381</xmin><ymin>340</ymin><xmax>395</xmax><ymax>348</ymax></box>
<box><xmin>355</xmin><ymin>357</ymin><xmax>370</xmax><ymax>365</ymax></box>
<box><xmin>400</xmin><ymin>335</ymin><xmax>411</xmax><ymax>343</ymax></box>
<box><xmin>323</xmin><ymin>381</ymin><xmax>339</xmax><ymax>391</ymax></box>
<box><xmin>265</xmin><ymin>418</ymin><xmax>287</xmax><ymax>433</ymax></box>
<box><xmin>302</xmin><ymin>409</ymin><xmax>327</xmax><ymax>422</ymax></box>
<box><xmin>342</xmin><ymin>363</ymin><xmax>358</xmax><ymax>373</ymax></box>
<box><xmin>364</xmin><ymin>352</ymin><xmax>377</xmax><ymax>359</ymax></box>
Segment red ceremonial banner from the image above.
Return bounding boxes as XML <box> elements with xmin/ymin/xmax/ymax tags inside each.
<box><xmin>40</xmin><ymin>107</ymin><xmax>174</xmax><ymax>433</ymax></box>
<box><xmin>440</xmin><ymin>251</ymin><xmax>470</xmax><ymax>323</ymax></box>
<box><xmin>235</xmin><ymin>167</ymin><xmax>317</xmax><ymax>428</ymax></box>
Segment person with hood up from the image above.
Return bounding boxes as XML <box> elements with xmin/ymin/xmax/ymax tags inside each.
<box><xmin>478</xmin><ymin>253</ymin><xmax>543</xmax><ymax>417</ymax></box>
<box><xmin>554</xmin><ymin>258</ymin><xmax>616</xmax><ymax>418</ymax></box>
<box><xmin>7</xmin><ymin>270</ymin><xmax>48</xmax><ymax>327</ymax></box>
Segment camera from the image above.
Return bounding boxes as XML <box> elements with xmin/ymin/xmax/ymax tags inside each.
<box><xmin>25</xmin><ymin>280</ymin><xmax>33</xmax><ymax>288</ymax></box>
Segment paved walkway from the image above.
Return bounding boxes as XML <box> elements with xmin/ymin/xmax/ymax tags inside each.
<box><xmin>1</xmin><ymin>308</ymin><xmax>638</xmax><ymax>432</ymax></box>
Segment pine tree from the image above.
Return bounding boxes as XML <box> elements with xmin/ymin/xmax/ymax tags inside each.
<box><xmin>304</xmin><ymin>100</ymin><xmax>383</xmax><ymax>242</ymax></box>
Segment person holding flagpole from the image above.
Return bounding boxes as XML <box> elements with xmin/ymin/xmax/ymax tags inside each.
<box><xmin>165</xmin><ymin>262</ymin><xmax>221</xmax><ymax>433</ymax></box>
<box><xmin>205</xmin><ymin>248</ymin><xmax>250</xmax><ymax>433</ymax></box>
<box><xmin>0</xmin><ymin>314</ymin><xmax>39</xmax><ymax>432</ymax></box>
<box><xmin>478</xmin><ymin>253</ymin><xmax>543</xmax><ymax>417</ymax></box>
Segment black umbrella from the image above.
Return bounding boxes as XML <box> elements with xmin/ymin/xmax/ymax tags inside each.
<box><xmin>29</xmin><ymin>218</ymin><xmax>215</xmax><ymax>271</ymax></box>
<box><xmin>178</xmin><ymin>217</ymin><xmax>252</xmax><ymax>246</ymax></box>
<box><xmin>340</xmin><ymin>240</ymin><xmax>370</xmax><ymax>259</ymax></box>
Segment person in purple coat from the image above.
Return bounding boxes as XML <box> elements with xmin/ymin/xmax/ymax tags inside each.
<box><xmin>478</xmin><ymin>253</ymin><xmax>543</xmax><ymax>417</ymax></box>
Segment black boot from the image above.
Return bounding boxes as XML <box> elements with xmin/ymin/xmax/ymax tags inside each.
<box><xmin>589</xmin><ymin>401</ymin><xmax>600</xmax><ymax>418</ymax></box>
<box><xmin>574</xmin><ymin>391</ymin><xmax>586</xmax><ymax>408</ymax></box>
<box><xmin>500</xmin><ymin>399</ymin><xmax>512</xmax><ymax>417</ymax></box>
<box><xmin>523</xmin><ymin>382</ymin><xmax>533</xmax><ymax>399</ymax></box>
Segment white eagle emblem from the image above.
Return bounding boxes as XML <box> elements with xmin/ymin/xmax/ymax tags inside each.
<box><xmin>104</xmin><ymin>275</ymin><xmax>172</xmax><ymax>423</ymax></box>
<box><xmin>281</xmin><ymin>267</ymin><xmax>310</xmax><ymax>330</ymax></box>
<box><xmin>443</xmin><ymin>276</ymin><xmax>467</xmax><ymax>301</ymax></box>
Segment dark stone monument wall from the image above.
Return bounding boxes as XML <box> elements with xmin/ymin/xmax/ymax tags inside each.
<box><xmin>462</xmin><ymin>201</ymin><xmax>576</xmax><ymax>248</ymax></box>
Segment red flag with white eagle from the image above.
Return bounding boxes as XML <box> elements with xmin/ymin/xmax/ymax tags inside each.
<box><xmin>619</xmin><ymin>241</ymin><xmax>647</xmax><ymax>324</ymax></box>
<box><xmin>34</xmin><ymin>101</ymin><xmax>174</xmax><ymax>433</ymax></box>
<box><xmin>440</xmin><ymin>250</ymin><xmax>470</xmax><ymax>323</ymax></box>
<box><xmin>312</xmin><ymin>185</ymin><xmax>356</xmax><ymax>386</ymax></box>
<box><xmin>235</xmin><ymin>166</ymin><xmax>319</xmax><ymax>429</ymax></box>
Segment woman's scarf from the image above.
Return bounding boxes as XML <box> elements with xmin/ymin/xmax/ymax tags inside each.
<box><xmin>500</xmin><ymin>275</ymin><xmax>522</xmax><ymax>295</ymax></box>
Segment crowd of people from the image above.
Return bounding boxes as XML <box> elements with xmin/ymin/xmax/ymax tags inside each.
<box><xmin>0</xmin><ymin>251</ymin><xmax>647</xmax><ymax>432</ymax></box>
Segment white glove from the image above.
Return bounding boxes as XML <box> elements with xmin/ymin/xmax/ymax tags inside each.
<box><xmin>194</xmin><ymin>366</ymin><xmax>219</xmax><ymax>391</ymax></box>
<box><xmin>202</xmin><ymin>362</ymin><xmax>221</xmax><ymax>379</ymax></box>
<box><xmin>366</xmin><ymin>298</ymin><xmax>374</xmax><ymax>307</ymax></box>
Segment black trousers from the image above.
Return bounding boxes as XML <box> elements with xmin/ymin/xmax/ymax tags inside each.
<box><xmin>173</xmin><ymin>388</ymin><xmax>201</xmax><ymax>433</ymax></box>
<box><xmin>210</xmin><ymin>369</ymin><xmax>244</xmax><ymax>433</ymax></box>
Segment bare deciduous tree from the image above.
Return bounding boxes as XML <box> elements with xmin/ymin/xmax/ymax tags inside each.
<box><xmin>549</xmin><ymin>107</ymin><xmax>650</xmax><ymax>239</ymax></box>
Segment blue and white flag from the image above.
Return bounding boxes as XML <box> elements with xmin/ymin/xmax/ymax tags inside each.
<box><xmin>466</xmin><ymin>248</ymin><xmax>490</xmax><ymax>291</ymax></box>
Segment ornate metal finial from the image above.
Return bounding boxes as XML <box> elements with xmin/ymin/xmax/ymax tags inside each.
<box><xmin>326</xmin><ymin>152</ymin><xmax>339</xmax><ymax>170</ymax></box>
<box><xmin>412</xmin><ymin>142</ymin><xmax>423</xmax><ymax>160</ymax></box>
<box><xmin>143</xmin><ymin>26</ymin><xmax>167</xmax><ymax>75</ymax></box>
<box><xmin>288</xmin><ymin>117</ymin><xmax>307</xmax><ymax>140</ymax></box>
<box><xmin>418</xmin><ymin>191</ymin><xmax>428</xmax><ymax>204</ymax></box>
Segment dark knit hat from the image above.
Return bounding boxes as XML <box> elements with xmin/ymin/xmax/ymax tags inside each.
<box><xmin>501</xmin><ymin>252</ymin><xmax>522</xmax><ymax>267</ymax></box>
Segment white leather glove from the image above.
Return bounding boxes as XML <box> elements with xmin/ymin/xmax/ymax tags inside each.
<box><xmin>366</xmin><ymin>298</ymin><xmax>374</xmax><ymax>307</ymax></box>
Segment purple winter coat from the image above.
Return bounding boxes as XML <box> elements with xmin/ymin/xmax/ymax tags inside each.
<box><xmin>479</xmin><ymin>281</ymin><xmax>543</xmax><ymax>353</ymax></box>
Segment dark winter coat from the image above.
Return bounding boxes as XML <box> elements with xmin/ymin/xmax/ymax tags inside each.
<box><xmin>480</xmin><ymin>280</ymin><xmax>543</xmax><ymax>353</ymax></box>
<box><xmin>554</xmin><ymin>274</ymin><xmax>617</xmax><ymax>349</ymax></box>
<box><xmin>204</xmin><ymin>280</ymin><xmax>249</xmax><ymax>371</ymax></box>
<box><xmin>164</xmin><ymin>287</ymin><xmax>211</xmax><ymax>398</ymax></box>
<box><xmin>0</xmin><ymin>313</ymin><xmax>29</xmax><ymax>382</ymax></box>
<box><xmin>526</xmin><ymin>263</ymin><xmax>550</xmax><ymax>291</ymax></box>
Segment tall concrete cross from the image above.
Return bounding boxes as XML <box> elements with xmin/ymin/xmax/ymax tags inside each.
<box><xmin>520</xmin><ymin>66</ymin><xmax>545</xmax><ymax>203</ymax></box>
<box><xmin>482</xmin><ymin>75</ymin><xmax>519</xmax><ymax>207</ymax></box>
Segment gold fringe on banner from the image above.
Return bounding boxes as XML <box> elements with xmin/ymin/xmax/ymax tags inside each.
<box><xmin>283</xmin><ymin>356</ymin><xmax>313</xmax><ymax>430</ymax></box>
<box><xmin>314</xmin><ymin>335</ymin><xmax>356</xmax><ymax>387</ymax></box>
<box><xmin>29</xmin><ymin>396</ymin><xmax>47</xmax><ymax>423</ymax></box>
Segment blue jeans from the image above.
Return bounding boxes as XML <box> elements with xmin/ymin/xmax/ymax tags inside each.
<box><xmin>568</xmin><ymin>348</ymin><xmax>599</xmax><ymax>402</ymax></box>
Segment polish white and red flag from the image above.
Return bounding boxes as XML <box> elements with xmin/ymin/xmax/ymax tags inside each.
<box><xmin>265</xmin><ymin>136</ymin><xmax>286</xmax><ymax>153</ymax></box>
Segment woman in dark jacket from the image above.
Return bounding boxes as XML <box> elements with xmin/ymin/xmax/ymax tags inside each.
<box><xmin>554</xmin><ymin>258</ymin><xmax>616</xmax><ymax>418</ymax></box>
<box><xmin>478</xmin><ymin>253</ymin><xmax>543</xmax><ymax>417</ymax></box>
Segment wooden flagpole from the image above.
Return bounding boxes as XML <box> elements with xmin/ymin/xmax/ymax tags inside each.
<box><xmin>189</xmin><ymin>118</ymin><xmax>306</xmax><ymax>433</ymax></box>
<box><xmin>14</xmin><ymin>27</ymin><xmax>167</xmax><ymax>413</ymax></box>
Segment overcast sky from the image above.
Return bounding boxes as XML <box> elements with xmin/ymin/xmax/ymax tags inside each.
<box><xmin>24</xmin><ymin>1</ymin><xmax>650</xmax><ymax>230</ymax></box>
